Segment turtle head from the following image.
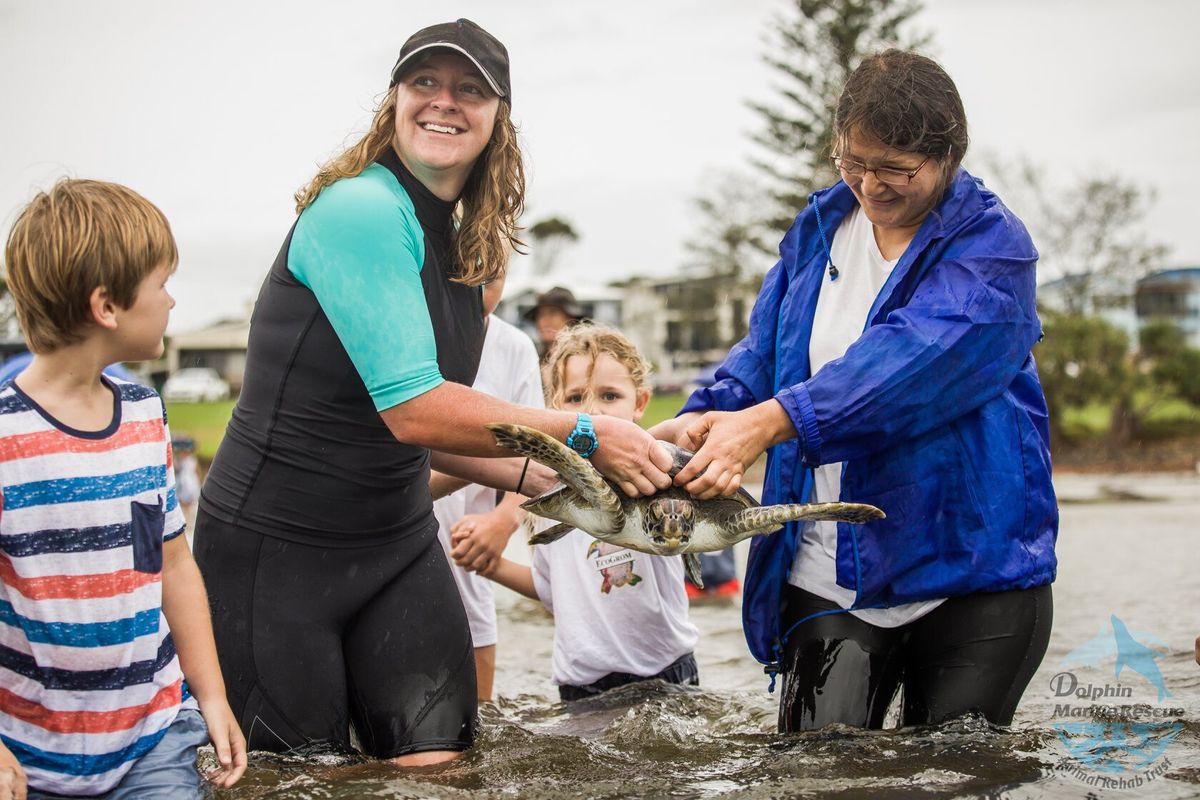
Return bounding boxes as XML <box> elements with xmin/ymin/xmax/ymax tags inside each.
<box><xmin>643</xmin><ymin>497</ymin><xmax>695</xmax><ymax>553</ymax></box>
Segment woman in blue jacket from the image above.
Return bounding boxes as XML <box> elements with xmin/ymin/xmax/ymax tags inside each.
<box><xmin>652</xmin><ymin>50</ymin><xmax>1055</xmax><ymax>731</ymax></box>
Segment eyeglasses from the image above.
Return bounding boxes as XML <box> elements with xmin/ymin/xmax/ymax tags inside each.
<box><xmin>831</xmin><ymin>155</ymin><xmax>931</xmax><ymax>187</ymax></box>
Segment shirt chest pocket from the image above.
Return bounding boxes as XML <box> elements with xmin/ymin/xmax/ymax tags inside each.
<box><xmin>130</xmin><ymin>498</ymin><xmax>165</xmax><ymax>573</ymax></box>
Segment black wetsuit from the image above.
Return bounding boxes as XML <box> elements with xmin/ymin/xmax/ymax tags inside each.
<box><xmin>194</xmin><ymin>149</ymin><xmax>484</xmax><ymax>758</ymax></box>
<box><xmin>777</xmin><ymin>585</ymin><xmax>1053</xmax><ymax>731</ymax></box>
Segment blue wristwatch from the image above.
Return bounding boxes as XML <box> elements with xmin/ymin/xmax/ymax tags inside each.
<box><xmin>566</xmin><ymin>412</ymin><xmax>599</xmax><ymax>458</ymax></box>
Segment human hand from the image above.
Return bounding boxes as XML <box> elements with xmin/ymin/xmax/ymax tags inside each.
<box><xmin>199</xmin><ymin>699</ymin><xmax>247</xmax><ymax>788</ymax></box>
<box><xmin>450</xmin><ymin>509</ymin><xmax>521</xmax><ymax>574</ymax></box>
<box><xmin>519</xmin><ymin>460</ymin><xmax>559</xmax><ymax>498</ymax></box>
<box><xmin>0</xmin><ymin>742</ymin><xmax>25</xmax><ymax>800</ymax></box>
<box><xmin>590</xmin><ymin>416</ymin><xmax>673</xmax><ymax>497</ymax></box>
<box><xmin>674</xmin><ymin>401</ymin><xmax>793</xmax><ymax>499</ymax></box>
<box><xmin>646</xmin><ymin>413</ymin><xmax>702</xmax><ymax>450</ymax></box>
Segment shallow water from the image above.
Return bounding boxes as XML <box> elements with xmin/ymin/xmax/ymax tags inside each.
<box><xmin>206</xmin><ymin>473</ymin><xmax>1200</xmax><ymax>799</ymax></box>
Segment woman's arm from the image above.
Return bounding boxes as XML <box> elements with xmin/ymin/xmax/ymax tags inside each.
<box><xmin>680</xmin><ymin>219</ymin><xmax>1040</xmax><ymax>496</ymax></box>
<box><xmin>429</xmin><ymin>451</ymin><xmax>557</xmax><ymax>498</ymax></box>
<box><xmin>428</xmin><ymin>470</ymin><xmax>468</xmax><ymax>500</ymax></box>
<box><xmin>383</xmin><ymin>382</ymin><xmax>672</xmax><ymax>497</ymax></box>
<box><xmin>291</xmin><ymin>178</ymin><xmax>671</xmax><ymax>497</ymax></box>
<box><xmin>788</xmin><ymin>249</ymin><xmax>1040</xmax><ymax>465</ymax></box>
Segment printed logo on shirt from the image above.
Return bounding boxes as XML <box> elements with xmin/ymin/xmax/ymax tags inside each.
<box><xmin>587</xmin><ymin>540</ymin><xmax>642</xmax><ymax>594</ymax></box>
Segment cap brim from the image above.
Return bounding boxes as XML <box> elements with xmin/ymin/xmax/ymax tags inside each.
<box><xmin>391</xmin><ymin>43</ymin><xmax>505</xmax><ymax>97</ymax></box>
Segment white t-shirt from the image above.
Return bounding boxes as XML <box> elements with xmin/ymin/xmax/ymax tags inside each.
<box><xmin>787</xmin><ymin>205</ymin><xmax>947</xmax><ymax>627</ymax></box>
<box><xmin>435</xmin><ymin>315</ymin><xmax>543</xmax><ymax>647</ymax></box>
<box><xmin>531</xmin><ymin>525</ymin><xmax>700</xmax><ymax>688</ymax></box>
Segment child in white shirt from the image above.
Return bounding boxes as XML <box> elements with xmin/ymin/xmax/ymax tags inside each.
<box><xmin>474</xmin><ymin>324</ymin><xmax>699</xmax><ymax>701</ymax></box>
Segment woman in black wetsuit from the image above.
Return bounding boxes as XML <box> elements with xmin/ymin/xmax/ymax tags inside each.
<box><xmin>193</xmin><ymin>19</ymin><xmax>673</xmax><ymax>766</ymax></box>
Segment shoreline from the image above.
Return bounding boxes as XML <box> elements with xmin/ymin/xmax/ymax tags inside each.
<box><xmin>1051</xmin><ymin>435</ymin><xmax>1200</xmax><ymax>475</ymax></box>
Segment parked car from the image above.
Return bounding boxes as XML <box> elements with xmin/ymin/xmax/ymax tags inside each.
<box><xmin>162</xmin><ymin>367</ymin><xmax>230</xmax><ymax>403</ymax></box>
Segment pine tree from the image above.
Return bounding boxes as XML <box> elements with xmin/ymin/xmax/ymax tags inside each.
<box><xmin>527</xmin><ymin>216</ymin><xmax>580</xmax><ymax>277</ymax></box>
<box><xmin>750</xmin><ymin>0</ymin><xmax>927</xmax><ymax>237</ymax></box>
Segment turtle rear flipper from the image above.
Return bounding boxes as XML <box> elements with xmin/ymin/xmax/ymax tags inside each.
<box><xmin>723</xmin><ymin>502</ymin><xmax>885</xmax><ymax>540</ymax></box>
<box><xmin>682</xmin><ymin>553</ymin><xmax>704</xmax><ymax>590</ymax></box>
<box><xmin>487</xmin><ymin>423</ymin><xmax>626</xmax><ymax>535</ymax></box>
<box><xmin>529</xmin><ymin>522</ymin><xmax>574</xmax><ymax>545</ymax></box>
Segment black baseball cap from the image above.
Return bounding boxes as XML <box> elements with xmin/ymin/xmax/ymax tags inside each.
<box><xmin>389</xmin><ymin>19</ymin><xmax>511</xmax><ymax>102</ymax></box>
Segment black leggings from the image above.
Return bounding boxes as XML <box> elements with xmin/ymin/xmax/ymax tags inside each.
<box><xmin>777</xmin><ymin>584</ymin><xmax>1052</xmax><ymax>732</ymax></box>
<box><xmin>193</xmin><ymin>510</ymin><xmax>476</xmax><ymax>758</ymax></box>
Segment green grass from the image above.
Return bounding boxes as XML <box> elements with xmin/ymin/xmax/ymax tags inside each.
<box><xmin>1059</xmin><ymin>396</ymin><xmax>1200</xmax><ymax>440</ymax></box>
<box><xmin>1059</xmin><ymin>402</ymin><xmax>1111</xmax><ymax>438</ymax></box>
<box><xmin>643</xmin><ymin>392</ymin><xmax>688</xmax><ymax>429</ymax></box>
<box><xmin>165</xmin><ymin>392</ymin><xmax>694</xmax><ymax>462</ymax></box>
<box><xmin>163</xmin><ymin>393</ymin><xmax>694</xmax><ymax>463</ymax></box>
<box><xmin>164</xmin><ymin>401</ymin><xmax>235</xmax><ymax>461</ymax></box>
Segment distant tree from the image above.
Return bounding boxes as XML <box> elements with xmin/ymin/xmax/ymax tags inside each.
<box><xmin>1142</xmin><ymin>319</ymin><xmax>1200</xmax><ymax>408</ymax></box>
<box><xmin>681</xmin><ymin>170</ymin><xmax>775</xmax><ymax>347</ymax></box>
<box><xmin>528</xmin><ymin>216</ymin><xmax>580</xmax><ymax>276</ymax></box>
<box><xmin>1038</xmin><ymin>314</ymin><xmax>1200</xmax><ymax>444</ymax></box>
<box><xmin>1035</xmin><ymin>311</ymin><xmax>1131</xmax><ymax>441</ymax></box>
<box><xmin>1154</xmin><ymin>347</ymin><xmax>1200</xmax><ymax>407</ymax></box>
<box><xmin>1108</xmin><ymin>319</ymin><xmax>1200</xmax><ymax>442</ymax></box>
<box><xmin>749</xmin><ymin>0</ymin><xmax>927</xmax><ymax>239</ymax></box>
<box><xmin>1138</xmin><ymin>318</ymin><xmax>1187</xmax><ymax>360</ymax></box>
<box><xmin>980</xmin><ymin>156</ymin><xmax>1170</xmax><ymax>314</ymax></box>
<box><xmin>685</xmin><ymin>170</ymin><xmax>772</xmax><ymax>282</ymax></box>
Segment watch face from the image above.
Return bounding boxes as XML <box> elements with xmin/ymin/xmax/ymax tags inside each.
<box><xmin>573</xmin><ymin>434</ymin><xmax>596</xmax><ymax>453</ymax></box>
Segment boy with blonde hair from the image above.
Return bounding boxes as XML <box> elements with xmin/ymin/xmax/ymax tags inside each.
<box><xmin>0</xmin><ymin>179</ymin><xmax>245</xmax><ymax>798</ymax></box>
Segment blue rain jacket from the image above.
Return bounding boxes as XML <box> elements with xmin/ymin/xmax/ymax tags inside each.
<box><xmin>680</xmin><ymin>169</ymin><xmax>1058</xmax><ymax>666</ymax></box>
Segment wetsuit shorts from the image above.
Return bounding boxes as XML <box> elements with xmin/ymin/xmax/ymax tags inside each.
<box><xmin>777</xmin><ymin>584</ymin><xmax>1052</xmax><ymax>732</ymax></box>
<box><xmin>194</xmin><ymin>510</ymin><xmax>477</xmax><ymax>757</ymax></box>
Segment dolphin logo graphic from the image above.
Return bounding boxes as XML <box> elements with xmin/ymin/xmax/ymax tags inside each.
<box><xmin>1062</xmin><ymin>626</ymin><xmax>1116</xmax><ymax>669</ymax></box>
<box><xmin>1111</xmin><ymin>615</ymin><xmax>1170</xmax><ymax>702</ymax></box>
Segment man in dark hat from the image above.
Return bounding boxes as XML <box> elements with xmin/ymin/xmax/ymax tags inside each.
<box><xmin>523</xmin><ymin>286</ymin><xmax>583</xmax><ymax>361</ymax></box>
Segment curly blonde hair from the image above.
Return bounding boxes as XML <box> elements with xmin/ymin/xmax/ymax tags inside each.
<box><xmin>544</xmin><ymin>323</ymin><xmax>652</xmax><ymax>410</ymax></box>
<box><xmin>294</xmin><ymin>83</ymin><xmax>525</xmax><ymax>286</ymax></box>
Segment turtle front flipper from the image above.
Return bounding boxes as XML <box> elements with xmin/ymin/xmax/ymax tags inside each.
<box><xmin>682</xmin><ymin>553</ymin><xmax>704</xmax><ymax>590</ymax></box>
<box><xmin>529</xmin><ymin>521</ymin><xmax>574</xmax><ymax>545</ymax></box>
<box><xmin>487</xmin><ymin>423</ymin><xmax>626</xmax><ymax>535</ymax></box>
<box><xmin>722</xmin><ymin>502</ymin><xmax>885</xmax><ymax>541</ymax></box>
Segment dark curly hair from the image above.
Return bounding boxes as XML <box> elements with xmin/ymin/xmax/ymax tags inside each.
<box><xmin>834</xmin><ymin>49</ymin><xmax>968</xmax><ymax>187</ymax></box>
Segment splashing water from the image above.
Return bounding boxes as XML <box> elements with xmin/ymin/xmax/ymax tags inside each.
<box><xmin>201</xmin><ymin>474</ymin><xmax>1200</xmax><ymax>798</ymax></box>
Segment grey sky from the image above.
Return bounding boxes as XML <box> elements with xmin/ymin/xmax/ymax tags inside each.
<box><xmin>2</xmin><ymin>0</ymin><xmax>1196</xmax><ymax>333</ymax></box>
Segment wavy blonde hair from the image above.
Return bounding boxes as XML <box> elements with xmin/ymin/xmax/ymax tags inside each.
<box><xmin>544</xmin><ymin>323</ymin><xmax>652</xmax><ymax>410</ymax></box>
<box><xmin>294</xmin><ymin>84</ymin><xmax>525</xmax><ymax>286</ymax></box>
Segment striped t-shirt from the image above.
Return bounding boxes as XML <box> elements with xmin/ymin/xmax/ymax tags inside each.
<box><xmin>0</xmin><ymin>377</ymin><xmax>192</xmax><ymax>796</ymax></box>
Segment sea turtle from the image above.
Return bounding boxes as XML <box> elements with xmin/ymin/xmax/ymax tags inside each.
<box><xmin>487</xmin><ymin>423</ymin><xmax>885</xmax><ymax>588</ymax></box>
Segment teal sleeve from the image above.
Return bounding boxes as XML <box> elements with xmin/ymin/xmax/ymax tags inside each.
<box><xmin>288</xmin><ymin>165</ymin><xmax>443</xmax><ymax>411</ymax></box>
